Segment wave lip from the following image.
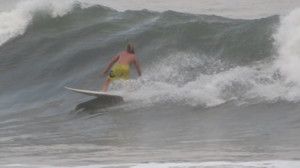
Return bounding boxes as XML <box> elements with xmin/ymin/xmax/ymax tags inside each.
<box><xmin>0</xmin><ymin>0</ymin><xmax>102</xmax><ymax>46</ymax></box>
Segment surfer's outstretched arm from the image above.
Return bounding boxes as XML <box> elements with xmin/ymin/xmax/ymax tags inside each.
<box><xmin>102</xmin><ymin>55</ymin><xmax>119</xmax><ymax>75</ymax></box>
<box><xmin>133</xmin><ymin>56</ymin><xmax>142</xmax><ymax>76</ymax></box>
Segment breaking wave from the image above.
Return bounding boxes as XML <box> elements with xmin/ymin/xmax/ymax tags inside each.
<box><xmin>0</xmin><ymin>1</ymin><xmax>300</xmax><ymax>110</ymax></box>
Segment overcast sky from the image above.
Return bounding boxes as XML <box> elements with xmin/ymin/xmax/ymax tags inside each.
<box><xmin>1</xmin><ymin>0</ymin><xmax>300</xmax><ymax>19</ymax></box>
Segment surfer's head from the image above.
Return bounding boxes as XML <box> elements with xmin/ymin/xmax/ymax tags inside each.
<box><xmin>126</xmin><ymin>43</ymin><xmax>135</xmax><ymax>54</ymax></box>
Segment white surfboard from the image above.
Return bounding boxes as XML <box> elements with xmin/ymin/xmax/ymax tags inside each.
<box><xmin>65</xmin><ymin>87</ymin><xmax>123</xmax><ymax>99</ymax></box>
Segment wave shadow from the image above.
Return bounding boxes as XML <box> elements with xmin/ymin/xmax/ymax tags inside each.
<box><xmin>72</xmin><ymin>96</ymin><xmax>123</xmax><ymax>115</ymax></box>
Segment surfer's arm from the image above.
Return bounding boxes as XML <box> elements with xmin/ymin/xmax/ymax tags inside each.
<box><xmin>102</xmin><ymin>55</ymin><xmax>119</xmax><ymax>75</ymax></box>
<box><xmin>133</xmin><ymin>56</ymin><xmax>142</xmax><ymax>76</ymax></box>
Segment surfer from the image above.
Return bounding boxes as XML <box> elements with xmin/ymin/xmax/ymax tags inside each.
<box><xmin>101</xmin><ymin>43</ymin><xmax>142</xmax><ymax>92</ymax></box>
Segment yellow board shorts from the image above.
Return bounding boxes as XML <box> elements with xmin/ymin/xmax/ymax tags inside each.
<box><xmin>108</xmin><ymin>64</ymin><xmax>130</xmax><ymax>81</ymax></box>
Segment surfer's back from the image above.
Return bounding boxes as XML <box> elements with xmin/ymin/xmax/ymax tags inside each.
<box><xmin>116</xmin><ymin>51</ymin><xmax>136</xmax><ymax>65</ymax></box>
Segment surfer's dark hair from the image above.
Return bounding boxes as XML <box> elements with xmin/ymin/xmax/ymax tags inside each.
<box><xmin>127</xmin><ymin>43</ymin><xmax>135</xmax><ymax>54</ymax></box>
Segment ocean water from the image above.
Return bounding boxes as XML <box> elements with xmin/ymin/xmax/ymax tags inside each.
<box><xmin>1</xmin><ymin>0</ymin><xmax>300</xmax><ymax>167</ymax></box>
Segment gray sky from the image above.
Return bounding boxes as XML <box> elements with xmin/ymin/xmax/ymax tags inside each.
<box><xmin>0</xmin><ymin>0</ymin><xmax>20</xmax><ymax>11</ymax></box>
<box><xmin>91</xmin><ymin>0</ymin><xmax>300</xmax><ymax>18</ymax></box>
<box><xmin>1</xmin><ymin>0</ymin><xmax>300</xmax><ymax>19</ymax></box>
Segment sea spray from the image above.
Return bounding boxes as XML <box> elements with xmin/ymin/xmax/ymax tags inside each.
<box><xmin>274</xmin><ymin>8</ymin><xmax>300</xmax><ymax>99</ymax></box>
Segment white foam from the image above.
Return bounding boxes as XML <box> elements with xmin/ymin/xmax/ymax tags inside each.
<box><xmin>273</xmin><ymin>8</ymin><xmax>300</xmax><ymax>100</ymax></box>
<box><xmin>114</xmin><ymin>50</ymin><xmax>299</xmax><ymax>108</ymax></box>
<box><xmin>0</xmin><ymin>0</ymin><xmax>100</xmax><ymax>46</ymax></box>
<box><xmin>112</xmin><ymin>53</ymin><xmax>268</xmax><ymax>107</ymax></box>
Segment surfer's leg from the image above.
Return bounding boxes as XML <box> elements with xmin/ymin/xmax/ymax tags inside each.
<box><xmin>101</xmin><ymin>78</ymin><xmax>111</xmax><ymax>92</ymax></box>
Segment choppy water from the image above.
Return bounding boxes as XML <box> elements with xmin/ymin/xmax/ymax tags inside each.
<box><xmin>1</xmin><ymin>1</ymin><xmax>300</xmax><ymax>167</ymax></box>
